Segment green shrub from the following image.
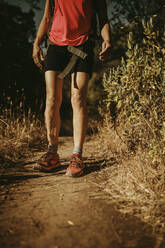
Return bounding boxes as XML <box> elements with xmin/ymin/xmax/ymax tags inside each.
<box><xmin>103</xmin><ymin>17</ymin><xmax>165</xmax><ymax>162</ymax></box>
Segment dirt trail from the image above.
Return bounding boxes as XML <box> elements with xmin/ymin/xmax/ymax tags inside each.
<box><xmin>0</xmin><ymin>137</ymin><xmax>157</xmax><ymax>248</ymax></box>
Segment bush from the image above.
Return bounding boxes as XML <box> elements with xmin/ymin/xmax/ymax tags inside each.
<box><xmin>103</xmin><ymin>17</ymin><xmax>165</xmax><ymax>162</ymax></box>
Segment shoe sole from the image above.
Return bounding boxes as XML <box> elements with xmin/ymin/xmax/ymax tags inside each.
<box><xmin>33</xmin><ymin>163</ymin><xmax>61</xmax><ymax>173</ymax></box>
<box><xmin>65</xmin><ymin>169</ymin><xmax>84</xmax><ymax>177</ymax></box>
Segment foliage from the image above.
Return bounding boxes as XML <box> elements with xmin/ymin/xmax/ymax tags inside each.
<box><xmin>108</xmin><ymin>0</ymin><xmax>164</xmax><ymax>26</ymax></box>
<box><xmin>22</xmin><ymin>0</ymin><xmax>41</xmax><ymax>10</ymax></box>
<box><xmin>4</xmin><ymin>0</ymin><xmax>40</xmax><ymax>10</ymax></box>
<box><xmin>103</xmin><ymin>17</ymin><xmax>165</xmax><ymax>161</ymax></box>
<box><xmin>0</xmin><ymin>1</ymin><xmax>44</xmax><ymax>114</ymax></box>
<box><xmin>0</xmin><ymin>1</ymin><xmax>36</xmax><ymax>45</ymax></box>
<box><xmin>107</xmin><ymin>0</ymin><xmax>165</xmax><ymax>60</ymax></box>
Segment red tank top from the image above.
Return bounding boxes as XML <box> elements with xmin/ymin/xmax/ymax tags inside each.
<box><xmin>49</xmin><ymin>0</ymin><xmax>93</xmax><ymax>46</ymax></box>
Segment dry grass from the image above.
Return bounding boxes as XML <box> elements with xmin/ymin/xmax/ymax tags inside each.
<box><xmin>0</xmin><ymin>96</ymin><xmax>46</xmax><ymax>166</ymax></box>
<box><xmin>96</xmin><ymin>119</ymin><xmax>165</xmax><ymax>245</ymax></box>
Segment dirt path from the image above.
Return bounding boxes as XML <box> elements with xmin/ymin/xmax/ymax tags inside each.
<box><xmin>0</xmin><ymin>137</ymin><xmax>157</xmax><ymax>248</ymax></box>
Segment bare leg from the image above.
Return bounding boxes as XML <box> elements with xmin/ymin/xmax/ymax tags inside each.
<box><xmin>45</xmin><ymin>71</ymin><xmax>63</xmax><ymax>146</ymax></box>
<box><xmin>71</xmin><ymin>72</ymin><xmax>89</xmax><ymax>150</ymax></box>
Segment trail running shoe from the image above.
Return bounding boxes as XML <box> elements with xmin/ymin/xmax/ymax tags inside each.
<box><xmin>33</xmin><ymin>151</ymin><xmax>60</xmax><ymax>172</ymax></box>
<box><xmin>66</xmin><ymin>154</ymin><xmax>85</xmax><ymax>177</ymax></box>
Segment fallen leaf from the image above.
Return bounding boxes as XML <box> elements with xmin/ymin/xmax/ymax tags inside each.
<box><xmin>68</xmin><ymin>220</ymin><xmax>74</xmax><ymax>226</ymax></box>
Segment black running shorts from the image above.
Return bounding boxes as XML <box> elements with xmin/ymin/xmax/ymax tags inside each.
<box><xmin>43</xmin><ymin>39</ymin><xmax>95</xmax><ymax>76</ymax></box>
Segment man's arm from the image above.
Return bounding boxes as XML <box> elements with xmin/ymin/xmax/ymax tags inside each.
<box><xmin>95</xmin><ymin>0</ymin><xmax>111</xmax><ymax>61</ymax></box>
<box><xmin>32</xmin><ymin>0</ymin><xmax>51</xmax><ymax>69</ymax></box>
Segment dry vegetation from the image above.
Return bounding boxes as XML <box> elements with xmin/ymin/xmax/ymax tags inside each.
<box><xmin>97</xmin><ymin>17</ymin><xmax>165</xmax><ymax>244</ymax></box>
<box><xmin>0</xmin><ymin>94</ymin><xmax>46</xmax><ymax>167</ymax></box>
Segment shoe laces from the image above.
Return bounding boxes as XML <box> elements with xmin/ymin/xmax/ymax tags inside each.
<box><xmin>70</xmin><ymin>156</ymin><xmax>83</xmax><ymax>168</ymax></box>
<box><xmin>40</xmin><ymin>151</ymin><xmax>58</xmax><ymax>162</ymax></box>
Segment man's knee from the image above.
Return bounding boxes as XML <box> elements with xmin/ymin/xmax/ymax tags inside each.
<box><xmin>46</xmin><ymin>95</ymin><xmax>62</xmax><ymax>110</ymax></box>
<box><xmin>71</xmin><ymin>90</ymin><xmax>87</xmax><ymax>108</ymax></box>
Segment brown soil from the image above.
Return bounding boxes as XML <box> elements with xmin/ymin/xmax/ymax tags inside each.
<box><xmin>0</xmin><ymin>137</ymin><xmax>158</xmax><ymax>248</ymax></box>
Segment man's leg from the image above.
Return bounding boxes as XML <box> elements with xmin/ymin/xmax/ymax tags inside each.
<box><xmin>71</xmin><ymin>72</ymin><xmax>89</xmax><ymax>150</ymax></box>
<box><xmin>45</xmin><ymin>71</ymin><xmax>63</xmax><ymax>146</ymax></box>
<box><xmin>34</xmin><ymin>71</ymin><xmax>63</xmax><ymax>172</ymax></box>
<box><xmin>66</xmin><ymin>72</ymin><xmax>89</xmax><ymax>177</ymax></box>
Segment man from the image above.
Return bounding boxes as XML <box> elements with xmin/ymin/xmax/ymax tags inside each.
<box><xmin>32</xmin><ymin>0</ymin><xmax>111</xmax><ymax>177</ymax></box>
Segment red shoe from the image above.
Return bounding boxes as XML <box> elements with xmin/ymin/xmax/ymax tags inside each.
<box><xmin>66</xmin><ymin>154</ymin><xmax>85</xmax><ymax>177</ymax></box>
<box><xmin>33</xmin><ymin>151</ymin><xmax>60</xmax><ymax>172</ymax></box>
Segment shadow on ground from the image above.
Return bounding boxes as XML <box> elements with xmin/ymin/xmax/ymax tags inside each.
<box><xmin>0</xmin><ymin>174</ymin><xmax>42</xmax><ymax>186</ymax></box>
<box><xmin>0</xmin><ymin>157</ymin><xmax>117</xmax><ymax>186</ymax></box>
<box><xmin>84</xmin><ymin>157</ymin><xmax>116</xmax><ymax>176</ymax></box>
<box><xmin>89</xmin><ymin>199</ymin><xmax>161</xmax><ymax>248</ymax></box>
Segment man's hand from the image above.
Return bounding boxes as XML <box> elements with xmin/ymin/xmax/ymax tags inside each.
<box><xmin>99</xmin><ymin>40</ymin><xmax>111</xmax><ymax>61</ymax></box>
<box><xmin>32</xmin><ymin>44</ymin><xmax>44</xmax><ymax>70</ymax></box>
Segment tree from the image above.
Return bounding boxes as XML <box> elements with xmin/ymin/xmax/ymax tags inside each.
<box><xmin>22</xmin><ymin>0</ymin><xmax>40</xmax><ymax>10</ymax></box>
<box><xmin>105</xmin><ymin>0</ymin><xmax>165</xmax><ymax>64</ymax></box>
<box><xmin>108</xmin><ymin>0</ymin><xmax>164</xmax><ymax>26</ymax></box>
<box><xmin>0</xmin><ymin>1</ymin><xmax>44</xmax><ymax>114</ymax></box>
